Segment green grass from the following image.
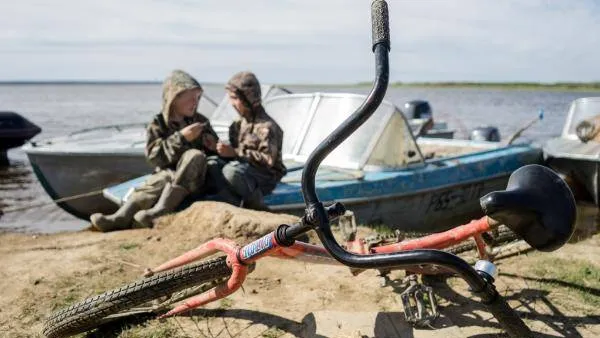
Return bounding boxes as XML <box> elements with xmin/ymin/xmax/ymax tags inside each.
<box><xmin>219</xmin><ymin>297</ymin><xmax>234</xmax><ymax>309</ymax></box>
<box><xmin>298</xmin><ymin>81</ymin><xmax>600</xmax><ymax>91</ymax></box>
<box><xmin>388</xmin><ymin>81</ymin><xmax>600</xmax><ymax>91</ymax></box>
<box><xmin>370</xmin><ymin>224</ymin><xmax>396</xmax><ymax>236</ymax></box>
<box><xmin>530</xmin><ymin>258</ymin><xmax>600</xmax><ymax>306</ymax></box>
<box><xmin>119</xmin><ymin>243</ymin><xmax>139</xmax><ymax>250</ymax></box>
<box><xmin>47</xmin><ymin>276</ymin><xmax>85</xmax><ymax>310</ymax></box>
<box><xmin>261</xmin><ymin>326</ymin><xmax>286</xmax><ymax>338</ymax></box>
<box><xmin>365</xmin><ymin>223</ymin><xmax>433</xmax><ymax>239</ymax></box>
<box><xmin>119</xmin><ymin>322</ymin><xmax>187</xmax><ymax>338</ymax></box>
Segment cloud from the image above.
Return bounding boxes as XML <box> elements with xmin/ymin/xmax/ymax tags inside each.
<box><xmin>1</xmin><ymin>0</ymin><xmax>599</xmax><ymax>83</ymax></box>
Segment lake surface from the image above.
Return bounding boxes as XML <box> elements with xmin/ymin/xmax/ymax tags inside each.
<box><xmin>1</xmin><ymin>83</ymin><xmax>597</xmax><ymax>233</ymax></box>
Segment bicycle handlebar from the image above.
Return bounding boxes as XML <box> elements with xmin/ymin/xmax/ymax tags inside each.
<box><xmin>301</xmin><ymin>1</ymin><xmax>390</xmax><ymax>207</ymax></box>
<box><xmin>299</xmin><ymin>0</ymin><xmax>484</xmax><ymax>279</ymax></box>
<box><xmin>289</xmin><ymin>1</ymin><xmax>533</xmax><ymax>337</ymax></box>
<box><xmin>371</xmin><ymin>0</ymin><xmax>391</xmax><ymax>52</ymax></box>
<box><xmin>299</xmin><ymin>0</ymin><xmax>492</xmax><ymax>289</ymax></box>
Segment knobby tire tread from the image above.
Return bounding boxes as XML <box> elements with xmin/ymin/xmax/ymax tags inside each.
<box><xmin>42</xmin><ymin>256</ymin><xmax>231</xmax><ymax>338</ymax></box>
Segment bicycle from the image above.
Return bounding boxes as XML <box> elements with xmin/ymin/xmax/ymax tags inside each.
<box><xmin>43</xmin><ymin>2</ymin><xmax>576</xmax><ymax>337</ymax></box>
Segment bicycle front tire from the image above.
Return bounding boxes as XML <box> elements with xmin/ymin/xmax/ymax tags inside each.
<box><xmin>43</xmin><ymin>256</ymin><xmax>232</xmax><ymax>338</ymax></box>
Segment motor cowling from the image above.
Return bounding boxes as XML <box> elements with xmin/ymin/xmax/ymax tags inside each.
<box><xmin>469</xmin><ymin>126</ymin><xmax>500</xmax><ymax>142</ymax></box>
<box><xmin>403</xmin><ymin>100</ymin><xmax>432</xmax><ymax>120</ymax></box>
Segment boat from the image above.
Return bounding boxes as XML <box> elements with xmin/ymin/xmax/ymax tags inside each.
<box><xmin>543</xmin><ymin>97</ymin><xmax>600</xmax><ymax>206</ymax></box>
<box><xmin>104</xmin><ymin>93</ymin><xmax>542</xmax><ymax>232</ymax></box>
<box><xmin>22</xmin><ymin>86</ymin><xmax>290</xmax><ymax>219</ymax></box>
<box><xmin>0</xmin><ymin>111</ymin><xmax>41</xmax><ymax>165</ymax></box>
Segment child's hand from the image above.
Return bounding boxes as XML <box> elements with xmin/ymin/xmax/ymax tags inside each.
<box><xmin>203</xmin><ymin>134</ymin><xmax>218</xmax><ymax>151</ymax></box>
<box><xmin>217</xmin><ymin>142</ymin><xmax>236</xmax><ymax>158</ymax></box>
<box><xmin>180</xmin><ymin>122</ymin><xmax>205</xmax><ymax>142</ymax></box>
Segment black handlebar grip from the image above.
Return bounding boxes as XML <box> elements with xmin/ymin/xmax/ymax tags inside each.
<box><xmin>371</xmin><ymin>0</ymin><xmax>390</xmax><ymax>52</ymax></box>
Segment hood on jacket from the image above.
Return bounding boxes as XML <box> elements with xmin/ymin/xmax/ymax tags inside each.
<box><xmin>161</xmin><ymin>69</ymin><xmax>203</xmax><ymax>123</ymax></box>
<box><xmin>225</xmin><ymin>71</ymin><xmax>262</xmax><ymax>109</ymax></box>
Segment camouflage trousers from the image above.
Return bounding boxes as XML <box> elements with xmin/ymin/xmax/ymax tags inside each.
<box><xmin>130</xmin><ymin>149</ymin><xmax>208</xmax><ymax>209</ymax></box>
<box><xmin>206</xmin><ymin>156</ymin><xmax>277</xmax><ymax>205</ymax></box>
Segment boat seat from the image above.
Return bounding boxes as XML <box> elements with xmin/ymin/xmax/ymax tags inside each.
<box><xmin>418</xmin><ymin>144</ymin><xmax>487</xmax><ymax>159</ymax></box>
<box><xmin>479</xmin><ymin>164</ymin><xmax>576</xmax><ymax>252</ymax></box>
<box><xmin>280</xmin><ymin>167</ymin><xmax>364</xmax><ymax>183</ymax></box>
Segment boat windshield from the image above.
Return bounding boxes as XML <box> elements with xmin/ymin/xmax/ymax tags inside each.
<box><xmin>198</xmin><ymin>95</ymin><xmax>218</xmax><ymax>117</ymax></box>
<box><xmin>264</xmin><ymin>93</ymin><xmax>423</xmax><ymax>170</ymax></box>
<box><xmin>296</xmin><ymin>94</ymin><xmax>395</xmax><ymax>168</ymax></box>
<box><xmin>263</xmin><ymin>94</ymin><xmax>314</xmax><ymax>155</ymax></box>
<box><xmin>210</xmin><ymin>85</ymin><xmax>291</xmax><ymax>123</ymax></box>
<box><xmin>563</xmin><ymin>97</ymin><xmax>600</xmax><ymax>139</ymax></box>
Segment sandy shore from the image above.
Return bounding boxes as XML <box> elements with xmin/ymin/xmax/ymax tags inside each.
<box><xmin>1</xmin><ymin>201</ymin><xmax>599</xmax><ymax>337</ymax></box>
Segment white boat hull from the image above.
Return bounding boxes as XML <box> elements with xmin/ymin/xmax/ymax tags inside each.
<box><xmin>27</xmin><ymin>151</ymin><xmax>150</xmax><ymax>219</ymax></box>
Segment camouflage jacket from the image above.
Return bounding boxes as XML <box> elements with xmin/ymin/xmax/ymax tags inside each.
<box><xmin>145</xmin><ymin>70</ymin><xmax>218</xmax><ymax>170</ymax></box>
<box><xmin>228</xmin><ymin>106</ymin><xmax>287</xmax><ymax>180</ymax></box>
<box><xmin>146</xmin><ymin>114</ymin><xmax>218</xmax><ymax>170</ymax></box>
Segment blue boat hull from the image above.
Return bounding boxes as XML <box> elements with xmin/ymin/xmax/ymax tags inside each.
<box><xmin>104</xmin><ymin>145</ymin><xmax>542</xmax><ymax>232</ymax></box>
<box><xmin>271</xmin><ymin>173</ymin><xmax>509</xmax><ymax>232</ymax></box>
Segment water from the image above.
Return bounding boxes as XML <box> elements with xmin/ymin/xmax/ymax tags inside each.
<box><xmin>1</xmin><ymin>83</ymin><xmax>598</xmax><ymax>233</ymax></box>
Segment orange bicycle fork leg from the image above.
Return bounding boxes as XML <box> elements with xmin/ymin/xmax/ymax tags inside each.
<box><xmin>156</xmin><ymin>232</ymin><xmax>285</xmax><ymax>318</ymax></box>
<box><xmin>160</xmin><ymin>259</ymin><xmax>248</xmax><ymax>318</ymax></box>
<box><xmin>146</xmin><ymin>238</ymin><xmax>239</xmax><ymax>276</ymax></box>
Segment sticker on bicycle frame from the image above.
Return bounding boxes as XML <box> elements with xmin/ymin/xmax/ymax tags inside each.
<box><xmin>240</xmin><ymin>233</ymin><xmax>275</xmax><ymax>260</ymax></box>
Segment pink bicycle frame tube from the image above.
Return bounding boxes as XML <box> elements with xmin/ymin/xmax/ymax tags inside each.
<box><xmin>371</xmin><ymin>217</ymin><xmax>492</xmax><ymax>254</ymax></box>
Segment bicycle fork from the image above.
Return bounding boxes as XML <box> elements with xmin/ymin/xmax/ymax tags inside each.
<box><xmin>144</xmin><ymin>228</ymin><xmax>338</xmax><ymax>318</ymax></box>
<box><xmin>143</xmin><ymin>237</ymin><xmax>248</xmax><ymax>318</ymax></box>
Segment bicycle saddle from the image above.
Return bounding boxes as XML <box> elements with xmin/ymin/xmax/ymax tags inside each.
<box><xmin>479</xmin><ymin>164</ymin><xmax>576</xmax><ymax>252</ymax></box>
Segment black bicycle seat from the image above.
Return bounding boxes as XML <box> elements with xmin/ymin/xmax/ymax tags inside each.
<box><xmin>479</xmin><ymin>164</ymin><xmax>576</xmax><ymax>252</ymax></box>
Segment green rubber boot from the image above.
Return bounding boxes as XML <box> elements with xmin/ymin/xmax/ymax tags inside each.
<box><xmin>133</xmin><ymin>183</ymin><xmax>189</xmax><ymax>228</ymax></box>
<box><xmin>90</xmin><ymin>199</ymin><xmax>141</xmax><ymax>232</ymax></box>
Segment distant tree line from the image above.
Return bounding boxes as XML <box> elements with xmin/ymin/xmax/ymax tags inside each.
<box><xmin>385</xmin><ymin>81</ymin><xmax>600</xmax><ymax>90</ymax></box>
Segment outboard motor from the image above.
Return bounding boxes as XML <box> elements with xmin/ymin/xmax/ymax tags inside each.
<box><xmin>469</xmin><ymin>126</ymin><xmax>500</xmax><ymax>142</ymax></box>
<box><xmin>404</xmin><ymin>100</ymin><xmax>432</xmax><ymax>120</ymax></box>
<box><xmin>0</xmin><ymin>111</ymin><xmax>42</xmax><ymax>165</ymax></box>
<box><xmin>0</xmin><ymin>112</ymin><xmax>41</xmax><ymax>149</ymax></box>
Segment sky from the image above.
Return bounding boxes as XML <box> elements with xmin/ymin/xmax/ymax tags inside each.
<box><xmin>2</xmin><ymin>0</ymin><xmax>600</xmax><ymax>84</ymax></box>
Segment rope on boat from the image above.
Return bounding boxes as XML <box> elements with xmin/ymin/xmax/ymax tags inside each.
<box><xmin>105</xmin><ymin>256</ymin><xmax>146</xmax><ymax>270</ymax></box>
<box><xmin>505</xmin><ymin>109</ymin><xmax>544</xmax><ymax>146</ymax></box>
<box><xmin>1</xmin><ymin>189</ymin><xmax>104</xmax><ymax>214</ymax></box>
